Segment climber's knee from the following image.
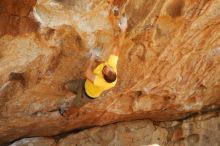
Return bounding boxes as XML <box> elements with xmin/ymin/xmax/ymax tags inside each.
<box><xmin>71</xmin><ymin>88</ymin><xmax>94</xmax><ymax>108</ymax></box>
<box><xmin>62</xmin><ymin>79</ymin><xmax>83</xmax><ymax>93</ymax></box>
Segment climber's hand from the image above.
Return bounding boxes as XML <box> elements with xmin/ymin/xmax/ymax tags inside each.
<box><xmin>119</xmin><ymin>15</ymin><xmax>128</xmax><ymax>32</ymax></box>
<box><xmin>86</xmin><ymin>50</ymin><xmax>97</xmax><ymax>61</ymax></box>
<box><xmin>112</xmin><ymin>6</ymin><xmax>119</xmax><ymax>17</ymax></box>
<box><xmin>90</xmin><ymin>53</ymin><xmax>96</xmax><ymax>61</ymax></box>
<box><xmin>89</xmin><ymin>47</ymin><xmax>103</xmax><ymax>61</ymax></box>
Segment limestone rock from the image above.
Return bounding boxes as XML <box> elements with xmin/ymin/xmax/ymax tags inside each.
<box><xmin>0</xmin><ymin>0</ymin><xmax>220</xmax><ymax>144</ymax></box>
<box><xmin>9</xmin><ymin>137</ymin><xmax>55</xmax><ymax>146</ymax></box>
<box><xmin>0</xmin><ymin>0</ymin><xmax>38</xmax><ymax>36</ymax></box>
<box><xmin>167</xmin><ymin>112</ymin><xmax>220</xmax><ymax>146</ymax></box>
<box><xmin>10</xmin><ymin>113</ymin><xmax>220</xmax><ymax>146</ymax></box>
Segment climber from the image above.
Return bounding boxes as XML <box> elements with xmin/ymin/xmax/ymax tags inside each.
<box><xmin>60</xmin><ymin>13</ymin><xmax>128</xmax><ymax>117</ymax></box>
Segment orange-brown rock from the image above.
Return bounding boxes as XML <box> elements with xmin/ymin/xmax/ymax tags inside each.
<box><xmin>10</xmin><ymin>112</ymin><xmax>220</xmax><ymax>146</ymax></box>
<box><xmin>0</xmin><ymin>0</ymin><xmax>220</xmax><ymax>144</ymax></box>
<box><xmin>0</xmin><ymin>0</ymin><xmax>38</xmax><ymax>36</ymax></box>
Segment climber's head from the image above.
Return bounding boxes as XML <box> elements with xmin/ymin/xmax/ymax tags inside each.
<box><xmin>102</xmin><ymin>65</ymin><xmax>117</xmax><ymax>83</ymax></box>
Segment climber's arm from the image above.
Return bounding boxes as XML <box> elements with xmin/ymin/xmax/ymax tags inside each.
<box><xmin>84</xmin><ymin>54</ymin><xmax>96</xmax><ymax>83</ymax></box>
<box><xmin>112</xmin><ymin>16</ymin><xmax>127</xmax><ymax>56</ymax></box>
<box><xmin>113</xmin><ymin>31</ymin><xmax>126</xmax><ymax>56</ymax></box>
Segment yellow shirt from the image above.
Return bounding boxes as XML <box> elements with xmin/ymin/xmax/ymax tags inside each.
<box><xmin>85</xmin><ymin>54</ymin><xmax>118</xmax><ymax>98</ymax></box>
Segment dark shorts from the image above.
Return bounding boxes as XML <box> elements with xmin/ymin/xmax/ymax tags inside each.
<box><xmin>66</xmin><ymin>79</ymin><xmax>94</xmax><ymax>107</ymax></box>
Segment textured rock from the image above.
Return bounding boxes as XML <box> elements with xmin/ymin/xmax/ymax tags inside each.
<box><xmin>10</xmin><ymin>112</ymin><xmax>220</xmax><ymax>146</ymax></box>
<box><xmin>0</xmin><ymin>0</ymin><xmax>220</xmax><ymax>144</ymax></box>
<box><xmin>0</xmin><ymin>0</ymin><xmax>38</xmax><ymax>36</ymax></box>
<box><xmin>57</xmin><ymin>120</ymin><xmax>168</xmax><ymax>146</ymax></box>
<box><xmin>166</xmin><ymin>112</ymin><xmax>220</xmax><ymax>146</ymax></box>
<box><xmin>9</xmin><ymin>137</ymin><xmax>56</xmax><ymax>146</ymax></box>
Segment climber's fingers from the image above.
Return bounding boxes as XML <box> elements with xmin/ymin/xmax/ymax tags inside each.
<box><xmin>87</xmin><ymin>47</ymin><xmax>103</xmax><ymax>61</ymax></box>
<box><xmin>112</xmin><ymin>6</ymin><xmax>119</xmax><ymax>17</ymax></box>
<box><xmin>119</xmin><ymin>15</ymin><xmax>128</xmax><ymax>32</ymax></box>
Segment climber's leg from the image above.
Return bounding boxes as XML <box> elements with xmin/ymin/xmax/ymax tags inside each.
<box><xmin>59</xmin><ymin>79</ymin><xmax>83</xmax><ymax>116</ymax></box>
<box><xmin>62</xmin><ymin>79</ymin><xmax>82</xmax><ymax>94</ymax></box>
<box><xmin>71</xmin><ymin>79</ymin><xmax>94</xmax><ymax>107</ymax></box>
<box><xmin>71</xmin><ymin>79</ymin><xmax>85</xmax><ymax>107</ymax></box>
<box><xmin>81</xmin><ymin>88</ymin><xmax>95</xmax><ymax>105</ymax></box>
<box><xmin>60</xmin><ymin>79</ymin><xmax>94</xmax><ymax>117</ymax></box>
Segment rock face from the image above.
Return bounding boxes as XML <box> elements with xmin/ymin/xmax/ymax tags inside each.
<box><xmin>0</xmin><ymin>0</ymin><xmax>220</xmax><ymax>144</ymax></box>
<box><xmin>10</xmin><ymin>112</ymin><xmax>220</xmax><ymax>146</ymax></box>
<box><xmin>9</xmin><ymin>137</ymin><xmax>56</xmax><ymax>146</ymax></box>
<box><xmin>0</xmin><ymin>0</ymin><xmax>38</xmax><ymax>36</ymax></box>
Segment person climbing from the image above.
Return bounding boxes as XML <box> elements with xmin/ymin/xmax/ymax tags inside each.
<box><xmin>60</xmin><ymin>11</ymin><xmax>128</xmax><ymax>117</ymax></box>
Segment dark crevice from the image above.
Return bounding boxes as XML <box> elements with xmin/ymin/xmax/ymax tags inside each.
<box><xmin>53</xmin><ymin>125</ymin><xmax>96</xmax><ymax>141</ymax></box>
<box><xmin>176</xmin><ymin>105</ymin><xmax>220</xmax><ymax>122</ymax></box>
<box><xmin>166</xmin><ymin>0</ymin><xmax>185</xmax><ymax>18</ymax></box>
<box><xmin>9</xmin><ymin>72</ymin><xmax>26</xmax><ymax>87</ymax></box>
<box><xmin>51</xmin><ymin>105</ymin><xmax>220</xmax><ymax>143</ymax></box>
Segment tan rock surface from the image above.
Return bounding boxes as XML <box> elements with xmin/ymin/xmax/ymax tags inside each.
<box><xmin>164</xmin><ymin>112</ymin><xmax>220</xmax><ymax>146</ymax></box>
<box><xmin>0</xmin><ymin>0</ymin><xmax>38</xmax><ymax>36</ymax></box>
<box><xmin>9</xmin><ymin>137</ymin><xmax>56</xmax><ymax>146</ymax></box>
<box><xmin>0</xmin><ymin>0</ymin><xmax>220</xmax><ymax>144</ymax></box>
<box><xmin>10</xmin><ymin>112</ymin><xmax>220</xmax><ymax>146</ymax></box>
<box><xmin>57</xmin><ymin>120</ymin><xmax>168</xmax><ymax>146</ymax></box>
